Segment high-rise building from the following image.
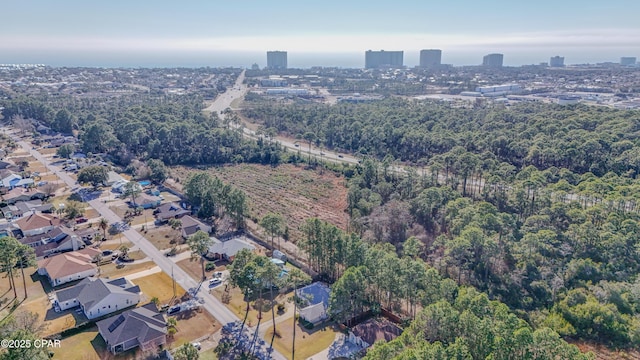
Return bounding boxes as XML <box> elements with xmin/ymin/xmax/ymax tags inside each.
<box><xmin>621</xmin><ymin>57</ymin><xmax>637</xmax><ymax>66</ymax></box>
<box><xmin>549</xmin><ymin>56</ymin><xmax>565</xmax><ymax>67</ymax></box>
<box><xmin>482</xmin><ymin>53</ymin><xmax>504</xmax><ymax>68</ymax></box>
<box><xmin>419</xmin><ymin>49</ymin><xmax>442</xmax><ymax>68</ymax></box>
<box><xmin>267</xmin><ymin>51</ymin><xmax>287</xmax><ymax>69</ymax></box>
<box><xmin>365</xmin><ymin>50</ymin><xmax>404</xmax><ymax>69</ymax></box>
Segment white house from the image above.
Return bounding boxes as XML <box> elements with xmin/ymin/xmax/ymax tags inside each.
<box><xmin>37</xmin><ymin>248</ymin><xmax>101</xmax><ymax>286</ymax></box>
<box><xmin>297</xmin><ymin>282</ymin><xmax>331</xmax><ymax>325</ymax></box>
<box><xmin>55</xmin><ymin>277</ymin><xmax>141</xmax><ymax>319</ymax></box>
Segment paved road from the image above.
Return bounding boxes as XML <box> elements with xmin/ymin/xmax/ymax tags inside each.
<box><xmin>203</xmin><ymin>71</ymin><xmax>363</xmax><ymax>168</ymax></box>
<box><xmin>6</xmin><ymin>130</ymin><xmax>287</xmax><ymax>359</ymax></box>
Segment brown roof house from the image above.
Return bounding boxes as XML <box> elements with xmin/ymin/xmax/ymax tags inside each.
<box><xmin>15</xmin><ymin>212</ymin><xmax>61</xmax><ymax>237</ymax></box>
<box><xmin>54</xmin><ymin>277</ymin><xmax>141</xmax><ymax>319</ymax></box>
<box><xmin>347</xmin><ymin>318</ymin><xmax>403</xmax><ymax>351</ymax></box>
<box><xmin>180</xmin><ymin>215</ymin><xmax>211</xmax><ymax>238</ymax></box>
<box><xmin>97</xmin><ymin>303</ymin><xmax>167</xmax><ymax>355</ymax></box>
<box><xmin>153</xmin><ymin>202</ymin><xmax>189</xmax><ymax>222</ymax></box>
<box><xmin>2</xmin><ymin>187</ymin><xmax>45</xmax><ymax>205</ymax></box>
<box><xmin>37</xmin><ymin>248</ymin><xmax>101</xmax><ymax>286</ymax></box>
<box><xmin>20</xmin><ymin>226</ymin><xmax>86</xmax><ymax>259</ymax></box>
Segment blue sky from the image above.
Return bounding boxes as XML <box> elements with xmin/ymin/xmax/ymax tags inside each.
<box><xmin>2</xmin><ymin>0</ymin><xmax>639</xmax><ymax>67</ymax></box>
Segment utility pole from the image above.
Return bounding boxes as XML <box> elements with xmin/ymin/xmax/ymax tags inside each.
<box><xmin>172</xmin><ymin>265</ymin><xmax>176</xmax><ymax>299</ymax></box>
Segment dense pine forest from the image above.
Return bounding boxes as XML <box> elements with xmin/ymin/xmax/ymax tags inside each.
<box><xmin>243</xmin><ymin>98</ymin><xmax>640</xmax><ymax>354</ymax></box>
<box><xmin>1</xmin><ymin>94</ymin><xmax>286</xmax><ymax>167</ymax></box>
<box><xmin>243</xmin><ymin>99</ymin><xmax>640</xmax><ymax>176</ymax></box>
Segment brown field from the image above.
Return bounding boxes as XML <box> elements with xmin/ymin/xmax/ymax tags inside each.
<box><xmin>39</xmin><ymin>148</ymin><xmax>57</xmax><ymax>155</ymax></box>
<box><xmin>10</xmin><ymin>155</ymin><xmax>36</xmax><ymax>163</ymax></box>
<box><xmin>40</xmin><ymin>174</ymin><xmax>60</xmax><ymax>182</ymax></box>
<box><xmin>133</xmin><ymin>272</ymin><xmax>185</xmax><ymax>305</ymax></box>
<box><xmin>177</xmin><ymin>257</ymin><xmax>209</xmax><ymax>282</ymax></box>
<box><xmin>175</xmin><ymin>164</ymin><xmax>349</xmax><ymax>242</ymax></box>
<box><xmin>145</xmin><ymin>226</ymin><xmax>181</xmax><ymax>251</ymax></box>
<box><xmin>100</xmin><ymin>240</ymin><xmax>134</xmax><ymax>251</ymax></box>
<box><xmin>169</xmin><ymin>309</ymin><xmax>220</xmax><ymax>348</ymax></box>
<box><xmin>571</xmin><ymin>341</ymin><xmax>640</xmax><ymax>360</ymax></box>
<box><xmin>83</xmin><ymin>208</ymin><xmax>100</xmax><ymax>219</ymax></box>
<box><xmin>108</xmin><ymin>205</ymin><xmax>156</xmax><ymax>226</ymax></box>
<box><xmin>99</xmin><ymin>261</ymin><xmax>157</xmax><ymax>279</ymax></box>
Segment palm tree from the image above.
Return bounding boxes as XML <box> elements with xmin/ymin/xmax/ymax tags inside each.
<box><xmin>93</xmin><ymin>254</ymin><xmax>103</xmax><ymax>278</ymax></box>
<box><xmin>98</xmin><ymin>218</ymin><xmax>109</xmax><ymax>240</ymax></box>
<box><xmin>119</xmin><ymin>245</ymin><xmax>130</xmax><ymax>259</ymax></box>
<box><xmin>167</xmin><ymin>317</ymin><xmax>178</xmax><ymax>339</ymax></box>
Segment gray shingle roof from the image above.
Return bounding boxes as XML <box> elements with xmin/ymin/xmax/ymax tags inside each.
<box><xmin>155</xmin><ymin>203</ymin><xmax>189</xmax><ymax>220</ymax></box>
<box><xmin>97</xmin><ymin>303</ymin><xmax>167</xmax><ymax>348</ymax></box>
<box><xmin>55</xmin><ymin>277</ymin><xmax>140</xmax><ymax>308</ymax></box>
<box><xmin>208</xmin><ymin>238</ymin><xmax>255</xmax><ymax>258</ymax></box>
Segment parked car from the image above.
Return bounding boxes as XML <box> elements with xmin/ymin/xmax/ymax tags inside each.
<box><xmin>75</xmin><ymin>217</ymin><xmax>88</xmax><ymax>224</ymax></box>
<box><xmin>209</xmin><ymin>278</ymin><xmax>222</xmax><ymax>286</ymax></box>
<box><xmin>191</xmin><ymin>342</ymin><xmax>201</xmax><ymax>350</ymax></box>
<box><xmin>119</xmin><ymin>256</ymin><xmax>134</xmax><ymax>263</ymax></box>
<box><xmin>167</xmin><ymin>306</ymin><xmax>181</xmax><ymax>315</ymax></box>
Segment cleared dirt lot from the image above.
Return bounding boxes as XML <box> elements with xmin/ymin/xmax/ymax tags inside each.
<box><xmin>134</xmin><ymin>272</ymin><xmax>185</xmax><ymax>305</ymax></box>
<box><xmin>174</xmin><ymin>164</ymin><xmax>349</xmax><ymax>242</ymax></box>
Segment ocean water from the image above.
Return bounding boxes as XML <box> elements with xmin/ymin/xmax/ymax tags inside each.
<box><xmin>0</xmin><ymin>48</ymin><xmax>629</xmax><ymax>69</ymax></box>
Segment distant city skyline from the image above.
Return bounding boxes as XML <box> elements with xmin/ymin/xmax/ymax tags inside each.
<box><xmin>1</xmin><ymin>0</ymin><xmax>639</xmax><ymax>68</ymax></box>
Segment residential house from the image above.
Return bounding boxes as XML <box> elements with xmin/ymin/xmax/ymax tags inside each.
<box><xmin>1</xmin><ymin>174</ymin><xmax>21</xmax><ymax>188</ymax></box>
<box><xmin>111</xmin><ymin>180</ymin><xmax>130</xmax><ymax>193</ymax></box>
<box><xmin>207</xmin><ymin>237</ymin><xmax>255</xmax><ymax>261</ymax></box>
<box><xmin>180</xmin><ymin>215</ymin><xmax>211</xmax><ymax>238</ymax></box>
<box><xmin>2</xmin><ymin>199</ymin><xmax>53</xmax><ymax>219</ymax></box>
<box><xmin>153</xmin><ymin>203</ymin><xmax>189</xmax><ymax>222</ymax></box>
<box><xmin>37</xmin><ymin>248</ymin><xmax>101</xmax><ymax>286</ymax></box>
<box><xmin>104</xmin><ymin>171</ymin><xmax>126</xmax><ymax>187</ymax></box>
<box><xmin>1</xmin><ymin>174</ymin><xmax>34</xmax><ymax>190</ymax></box>
<box><xmin>20</xmin><ymin>226</ymin><xmax>86</xmax><ymax>258</ymax></box>
<box><xmin>97</xmin><ymin>302</ymin><xmax>167</xmax><ymax>354</ymax></box>
<box><xmin>129</xmin><ymin>193</ymin><xmax>161</xmax><ymax>209</ymax></box>
<box><xmin>15</xmin><ymin>212</ymin><xmax>61</xmax><ymax>237</ymax></box>
<box><xmin>0</xmin><ymin>160</ymin><xmax>16</xmax><ymax>170</ymax></box>
<box><xmin>36</xmin><ymin>124</ymin><xmax>52</xmax><ymax>135</ymax></box>
<box><xmin>347</xmin><ymin>318</ymin><xmax>403</xmax><ymax>351</ymax></box>
<box><xmin>3</xmin><ymin>187</ymin><xmax>46</xmax><ymax>205</ymax></box>
<box><xmin>297</xmin><ymin>282</ymin><xmax>331</xmax><ymax>325</ymax></box>
<box><xmin>54</xmin><ymin>277</ymin><xmax>141</xmax><ymax>319</ymax></box>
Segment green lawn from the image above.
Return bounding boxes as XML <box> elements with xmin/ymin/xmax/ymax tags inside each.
<box><xmin>200</xmin><ymin>349</ymin><xmax>218</xmax><ymax>360</ymax></box>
